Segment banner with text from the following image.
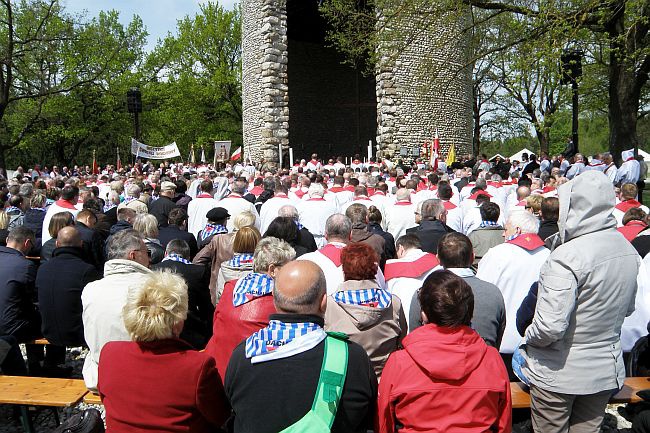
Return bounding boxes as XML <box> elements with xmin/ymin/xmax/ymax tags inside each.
<box><xmin>131</xmin><ymin>138</ymin><xmax>182</xmax><ymax>160</ymax></box>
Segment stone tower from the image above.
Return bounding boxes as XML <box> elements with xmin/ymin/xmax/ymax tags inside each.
<box><xmin>241</xmin><ymin>0</ymin><xmax>472</xmax><ymax>165</ymax></box>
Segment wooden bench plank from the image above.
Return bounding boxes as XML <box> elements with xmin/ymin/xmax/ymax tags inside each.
<box><xmin>511</xmin><ymin>377</ymin><xmax>650</xmax><ymax>409</ymax></box>
<box><xmin>0</xmin><ymin>376</ymin><xmax>87</xmax><ymax>407</ymax></box>
<box><xmin>83</xmin><ymin>392</ymin><xmax>102</xmax><ymax>405</ymax></box>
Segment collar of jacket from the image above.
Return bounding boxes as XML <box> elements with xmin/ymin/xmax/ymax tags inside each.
<box><xmin>136</xmin><ymin>338</ymin><xmax>194</xmax><ymax>353</ymax></box>
<box><xmin>268</xmin><ymin>313</ymin><xmax>324</xmax><ymax>328</ymax></box>
<box><xmin>0</xmin><ymin>245</ymin><xmax>24</xmax><ymax>257</ymax></box>
<box><xmin>103</xmin><ymin>259</ymin><xmax>152</xmax><ymax>277</ymax></box>
<box><xmin>336</xmin><ymin>279</ymin><xmax>378</xmax><ymax>293</ymax></box>
<box><xmin>52</xmin><ymin>246</ymin><xmax>85</xmax><ymax>258</ymax></box>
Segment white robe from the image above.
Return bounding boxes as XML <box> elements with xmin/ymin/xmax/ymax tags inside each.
<box><xmin>617</xmin><ymin>152</ymin><xmax>641</xmax><ymax>185</ymax></box>
<box><xmin>216</xmin><ymin>194</ymin><xmax>260</xmax><ymax>232</ymax></box>
<box><xmin>476</xmin><ymin>242</ymin><xmax>550</xmax><ymax>353</ymax></box>
<box><xmin>383</xmin><ymin>201</ymin><xmax>417</xmax><ymax>241</ymax></box>
<box><xmin>42</xmin><ymin>200</ymin><xmax>80</xmax><ymax>244</ymax></box>
<box><xmin>259</xmin><ymin>195</ymin><xmax>292</xmax><ymax>234</ymax></box>
<box><xmin>296</xmin><ymin>198</ymin><xmax>338</xmax><ymax>247</ymax></box>
<box><xmin>622</xmin><ymin>259</ymin><xmax>650</xmax><ymax>351</ymax></box>
<box><xmin>187</xmin><ymin>195</ymin><xmax>220</xmax><ymax>238</ymax></box>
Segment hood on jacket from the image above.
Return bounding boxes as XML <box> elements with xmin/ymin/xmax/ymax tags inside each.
<box><xmin>402</xmin><ymin>324</ymin><xmax>487</xmax><ymax>381</ymax></box>
<box><xmin>556</xmin><ymin>170</ymin><xmax>616</xmax><ymax>244</ymax></box>
<box><xmin>332</xmin><ymin>279</ymin><xmax>387</xmax><ymax>331</ymax></box>
<box><xmin>622</xmin><ymin>149</ymin><xmax>635</xmax><ymax>161</ymax></box>
<box><xmin>103</xmin><ymin>259</ymin><xmax>152</xmax><ymax>277</ymax></box>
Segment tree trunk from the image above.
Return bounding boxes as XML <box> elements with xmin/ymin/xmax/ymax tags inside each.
<box><xmin>473</xmin><ymin>102</ymin><xmax>481</xmax><ymax>156</ymax></box>
<box><xmin>0</xmin><ymin>147</ymin><xmax>7</xmax><ymax>179</ymax></box>
<box><xmin>608</xmin><ymin>62</ymin><xmax>640</xmax><ymax>164</ymax></box>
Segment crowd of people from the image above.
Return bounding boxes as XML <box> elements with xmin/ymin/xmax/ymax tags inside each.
<box><xmin>0</xmin><ymin>147</ymin><xmax>648</xmax><ymax>432</ymax></box>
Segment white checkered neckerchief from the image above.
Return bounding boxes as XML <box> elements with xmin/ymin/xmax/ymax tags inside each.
<box><xmin>122</xmin><ymin>196</ymin><xmax>138</xmax><ymax>205</ymax></box>
<box><xmin>30</xmin><ymin>207</ymin><xmax>47</xmax><ymax>212</ymax></box>
<box><xmin>333</xmin><ymin>287</ymin><xmax>392</xmax><ymax>309</ymax></box>
<box><xmin>5</xmin><ymin>206</ymin><xmax>21</xmax><ymax>214</ymax></box>
<box><xmin>295</xmin><ymin>220</ymin><xmax>304</xmax><ymax>231</ymax></box>
<box><xmin>162</xmin><ymin>254</ymin><xmax>192</xmax><ymax>265</ymax></box>
<box><xmin>103</xmin><ymin>203</ymin><xmax>117</xmax><ymax>213</ymax></box>
<box><xmin>200</xmin><ymin>223</ymin><xmax>228</xmax><ymax>241</ymax></box>
<box><xmin>245</xmin><ymin>319</ymin><xmax>321</xmax><ymax>358</ymax></box>
<box><xmin>227</xmin><ymin>252</ymin><xmax>254</xmax><ymax>268</ymax></box>
<box><xmin>233</xmin><ymin>272</ymin><xmax>273</xmax><ymax>306</ymax></box>
<box><xmin>479</xmin><ymin>221</ymin><xmax>501</xmax><ymax>228</ymax></box>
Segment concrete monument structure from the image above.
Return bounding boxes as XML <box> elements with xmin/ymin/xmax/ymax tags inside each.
<box><xmin>242</xmin><ymin>0</ymin><xmax>472</xmax><ymax>166</ymax></box>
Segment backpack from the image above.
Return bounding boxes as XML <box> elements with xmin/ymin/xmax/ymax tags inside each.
<box><xmin>628</xmin><ymin>329</ymin><xmax>650</xmax><ymax>377</ymax></box>
<box><xmin>279</xmin><ymin>333</ymin><xmax>349</xmax><ymax>433</ymax></box>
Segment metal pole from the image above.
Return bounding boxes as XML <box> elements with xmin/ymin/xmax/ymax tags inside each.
<box><xmin>572</xmin><ymin>80</ymin><xmax>579</xmax><ymax>155</ymax></box>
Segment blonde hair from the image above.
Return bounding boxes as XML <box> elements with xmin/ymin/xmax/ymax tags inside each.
<box><xmin>525</xmin><ymin>194</ymin><xmax>543</xmax><ymax>216</ymax></box>
<box><xmin>233</xmin><ymin>226</ymin><xmax>261</xmax><ymax>254</ymax></box>
<box><xmin>0</xmin><ymin>210</ymin><xmax>8</xmax><ymax>230</ymax></box>
<box><xmin>233</xmin><ymin>211</ymin><xmax>256</xmax><ymax>232</ymax></box>
<box><xmin>122</xmin><ymin>270</ymin><xmax>188</xmax><ymax>342</ymax></box>
<box><xmin>133</xmin><ymin>213</ymin><xmax>159</xmax><ymax>238</ymax></box>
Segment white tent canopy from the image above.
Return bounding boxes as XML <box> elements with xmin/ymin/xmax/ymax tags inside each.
<box><xmin>489</xmin><ymin>153</ymin><xmax>505</xmax><ymax>162</ymax></box>
<box><xmin>509</xmin><ymin>148</ymin><xmax>536</xmax><ymax>162</ymax></box>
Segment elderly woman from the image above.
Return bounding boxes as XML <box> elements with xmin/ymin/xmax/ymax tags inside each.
<box><xmin>377</xmin><ymin>270</ymin><xmax>511</xmax><ymax>433</ymax></box>
<box><xmin>0</xmin><ymin>210</ymin><xmax>8</xmax><ymax>247</ymax></box>
<box><xmin>23</xmin><ymin>193</ymin><xmax>47</xmax><ymax>248</ymax></box>
<box><xmin>324</xmin><ymin>242</ymin><xmax>406</xmax><ymax>377</ymax></box>
<box><xmin>133</xmin><ymin>213</ymin><xmax>164</xmax><ymax>264</ymax></box>
<box><xmin>264</xmin><ymin>216</ymin><xmax>309</xmax><ymax>257</ymax></box>
<box><xmin>193</xmin><ymin>210</ymin><xmax>256</xmax><ymax>303</ymax></box>
<box><xmin>216</xmin><ymin>226</ymin><xmax>261</xmax><ymax>303</ymax></box>
<box><xmin>40</xmin><ymin>211</ymin><xmax>75</xmax><ymax>262</ymax></box>
<box><xmin>204</xmin><ymin>237</ymin><xmax>295</xmax><ymax>381</ymax></box>
<box><xmin>98</xmin><ymin>271</ymin><xmax>229</xmax><ymax>432</ymax></box>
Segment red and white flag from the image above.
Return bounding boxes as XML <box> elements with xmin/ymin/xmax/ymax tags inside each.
<box><xmin>92</xmin><ymin>150</ymin><xmax>99</xmax><ymax>175</ymax></box>
<box><xmin>430</xmin><ymin>130</ymin><xmax>440</xmax><ymax>171</ymax></box>
<box><xmin>116</xmin><ymin>148</ymin><xmax>122</xmax><ymax>171</ymax></box>
<box><xmin>231</xmin><ymin>146</ymin><xmax>242</xmax><ymax>161</ymax></box>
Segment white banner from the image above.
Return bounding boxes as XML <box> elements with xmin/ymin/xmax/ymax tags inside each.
<box><xmin>131</xmin><ymin>138</ymin><xmax>182</xmax><ymax>160</ymax></box>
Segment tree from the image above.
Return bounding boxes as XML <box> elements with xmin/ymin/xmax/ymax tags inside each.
<box><xmin>0</xmin><ymin>0</ymin><xmax>146</xmax><ymax>174</ymax></box>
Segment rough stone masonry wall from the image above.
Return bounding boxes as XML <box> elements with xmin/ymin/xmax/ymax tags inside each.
<box><xmin>242</xmin><ymin>0</ymin><xmax>288</xmax><ymax>165</ymax></box>
<box><xmin>376</xmin><ymin>10</ymin><xmax>473</xmax><ymax>159</ymax></box>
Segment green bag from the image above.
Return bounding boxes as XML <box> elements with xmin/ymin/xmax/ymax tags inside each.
<box><xmin>279</xmin><ymin>332</ymin><xmax>349</xmax><ymax>433</ymax></box>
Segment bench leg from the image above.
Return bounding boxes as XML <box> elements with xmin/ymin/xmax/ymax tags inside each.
<box><xmin>19</xmin><ymin>405</ymin><xmax>34</xmax><ymax>433</ymax></box>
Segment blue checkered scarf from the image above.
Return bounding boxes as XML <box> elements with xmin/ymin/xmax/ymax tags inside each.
<box><xmin>479</xmin><ymin>221</ymin><xmax>501</xmax><ymax>228</ymax></box>
<box><xmin>245</xmin><ymin>320</ymin><xmax>321</xmax><ymax>358</ymax></box>
<box><xmin>227</xmin><ymin>252</ymin><xmax>254</xmax><ymax>268</ymax></box>
<box><xmin>30</xmin><ymin>207</ymin><xmax>47</xmax><ymax>212</ymax></box>
<box><xmin>162</xmin><ymin>254</ymin><xmax>192</xmax><ymax>265</ymax></box>
<box><xmin>122</xmin><ymin>196</ymin><xmax>138</xmax><ymax>205</ymax></box>
<box><xmin>233</xmin><ymin>272</ymin><xmax>273</xmax><ymax>306</ymax></box>
<box><xmin>200</xmin><ymin>223</ymin><xmax>228</xmax><ymax>241</ymax></box>
<box><xmin>333</xmin><ymin>288</ymin><xmax>392</xmax><ymax>308</ymax></box>
<box><xmin>5</xmin><ymin>206</ymin><xmax>21</xmax><ymax>214</ymax></box>
<box><xmin>295</xmin><ymin>220</ymin><xmax>304</xmax><ymax>231</ymax></box>
<box><xmin>103</xmin><ymin>203</ymin><xmax>117</xmax><ymax>213</ymax></box>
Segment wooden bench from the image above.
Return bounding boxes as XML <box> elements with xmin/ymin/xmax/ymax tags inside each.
<box><xmin>511</xmin><ymin>377</ymin><xmax>650</xmax><ymax>409</ymax></box>
<box><xmin>28</xmin><ymin>338</ymin><xmax>50</xmax><ymax>345</ymax></box>
<box><xmin>0</xmin><ymin>376</ymin><xmax>88</xmax><ymax>433</ymax></box>
<box><xmin>83</xmin><ymin>392</ymin><xmax>102</xmax><ymax>405</ymax></box>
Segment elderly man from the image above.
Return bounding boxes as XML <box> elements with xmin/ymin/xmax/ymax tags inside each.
<box><xmin>205</xmin><ymin>237</ymin><xmax>295</xmax><ymax>380</ymax></box>
<box><xmin>384</xmin><ymin>188</ymin><xmax>417</xmax><ymax>241</ymax></box>
<box><xmin>345</xmin><ymin>203</ymin><xmax>386</xmax><ymax>264</ymax></box>
<box><xmin>81</xmin><ymin>229</ymin><xmax>152</xmax><ymax>391</ymax></box>
<box><xmin>148</xmin><ymin>181</ymin><xmax>178</xmax><ymax>227</ymax></box>
<box><xmin>410</xmin><ymin>233</ymin><xmax>506</xmax><ymax>348</ymax></box>
<box><xmin>405</xmin><ymin>199</ymin><xmax>453</xmax><ymax>254</ymax></box>
<box><xmin>117</xmin><ymin>184</ymin><xmax>148</xmax><ymax>214</ymax></box>
<box><xmin>520</xmin><ymin>171</ymin><xmax>639</xmax><ymax>432</ymax></box>
<box><xmin>384</xmin><ymin>234</ymin><xmax>440</xmax><ymax>327</ymax></box>
<box><xmin>217</xmin><ymin>178</ymin><xmax>260</xmax><ymax>232</ymax></box>
<box><xmin>157</xmin><ymin>208</ymin><xmax>199</xmax><ymax>259</ymax></box>
<box><xmin>224</xmin><ymin>260</ymin><xmax>377</xmax><ymax>433</ymax></box>
<box><xmin>296</xmin><ymin>183</ymin><xmax>338</xmax><ymax>248</ymax></box>
<box><xmin>187</xmin><ymin>179</ymin><xmax>220</xmax><ymax>238</ymax></box>
<box><xmin>278</xmin><ymin>205</ymin><xmax>318</xmax><ymax>253</ymax></box>
<box><xmin>617</xmin><ymin>149</ymin><xmax>641</xmax><ymax>185</ymax></box>
<box><xmin>259</xmin><ymin>183</ymin><xmax>292</xmax><ymax>234</ymax></box>
<box><xmin>476</xmin><ymin>210</ymin><xmax>550</xmax><ymax>358</ymax></box>
<box><xmin>566</xmin><ymin>153</ymin><xmax>586</xmax><ymax>179</ymax></box>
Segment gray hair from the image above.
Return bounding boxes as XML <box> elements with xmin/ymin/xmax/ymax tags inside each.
<box><xmin>395</xmin><ymin>188</ymin><xmax>411</xmax><ymax>201</ymax></box>
<box><xmin>133</xmin><ymin>214</ymin><xmax>159</xmax><ymax>238</ymax></box>
<box><xmin>278</xmin><ymin>205</ymin><xmax>299</xmax><ymax>220</ymax></box>
<box><xmin>475</xmin><ymin>178</ymin><xmax>487</xmax><ymax>190</ymax></box>
<box><xmin>308</xmin><ymin>183</ymin><xmax>325</xmax><ymax>198</ymax></box>
<box><xmin>166</xmin><ymin>239</ymin><xmax>190</xmax><ymax>259</ymax></box>
<box><xmin>420</xmin><ymin>199</ymin><xmax>444</xmax><ymax>221</ymax></box>
<box><xmin>325</xmin><ymin>214</ymin><xmax>352</xmax><ymax>240</ymax></box>
<box><xmin>231</xmin><ymin>179</ymin><xmax>247</xmax><ymax>195</ymax></box>
<box><xmin>507</xmin><ymin>210</ymin><xmax>539</xmax><ymax>234</ymax></box>
<box><xmin>107</xmin><ymin>229</ymin><xmax>144</xmax><ymax>260</ymax></box>
<box><xmin>126</xmin><ymin>184</ymin><xmax>141</xmax><ymax>197</ymax></box>
<box><xmin>253</xmin><ymin>237</ymin><xmax>296</xmax><ymax>273</ymax></box>
<box><xmin>19</xmin><ymin>183</ymin><xmax>33</xmax><ymax>198</ymax></box>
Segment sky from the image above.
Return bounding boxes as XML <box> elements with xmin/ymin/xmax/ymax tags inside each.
<box><xmin>62</xmin><ymin>0</ymin><xmax>238</xmax><ymax>51</ymax></box>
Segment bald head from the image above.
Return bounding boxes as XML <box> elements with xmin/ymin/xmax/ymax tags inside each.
<box><xmin>274</xmin><ymin>261</ymin><xmax>327</xmax><ymax>315</ymax></box>
<box><xmin>516</xmin><ymin>186</ymin><xmax>531</xmax><ymax>200</ymax></box>
<box><xmin>56</xmin><ymin>226</ymin><xmax>82</xmax><ymax>248</ymax></box>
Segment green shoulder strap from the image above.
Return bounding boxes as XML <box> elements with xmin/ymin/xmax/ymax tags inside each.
<box><xmin>312</xmin><ymin>332</ymin><xmax>349</xmax><ymax>428</ymax></box>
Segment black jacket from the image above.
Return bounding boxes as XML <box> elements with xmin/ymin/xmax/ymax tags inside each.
<box><xmin>538</xmin><ymin>220</ymin><xmax>559</xmax><ymax>244</ymax></box>
<box><xmin>225</xmin><ymin>314</ymin><xmax>377</xmax><ymax>433</ymax></box>
<box><xmin>36</xmin><ymin>247</ymin><xmax>101</xmax><ymax>346</ymax></box>
<box><xmin>75</xmin><ymin>221</ymin><xmax>105</xmax><ymax>270</ymax></box>
<box><xmin>516</xmin><ymin>282</ymin><xmax>538</xmax><ymax>337</ymax></box>
<box><xmin>368</xmin><ymin>222</ymin><xmax>396</xmax><ymax>261</ymax></box>
<box><xmin>406</xmin><ymin>219</ymin><xmax>454</xmax><ymax>254</ymax></box>
<box><xmin>152</xmin><ymin>260</ymin><xmax>214</xmax><ymax>349</ymax></box>
<box><xmin>158</xmin><ymin>225</ymin><xmax>199</xmax><ymax>259</ymax></box>
<box><xmin>22</xmin><ymin>209</ymin><xmax>46</xmax><ymax>246</ymax></box>
<box><xmin>297</xmin><ymin>227</ymin><xmax>318</xmax><ymax>253</ymax></box>
<box><xmin>632</xmin><ymin>233</ymin><xmax>650</xmax><ymax>258</ymax></box>
<box><xmin>148</xmin><ymin>196</ymin><xmax>178</xmax><ymax>228</ymax></box>
<box><xmin>0</xmin><ymin>246</ymin><xmax>39</xmax><ymax>340</ymax></box>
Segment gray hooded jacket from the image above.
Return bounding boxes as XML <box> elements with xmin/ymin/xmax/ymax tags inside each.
<box><xmin>521</xmin><ymin>171</ymin><xmax>639</xmax><ymax>394</ymax></box>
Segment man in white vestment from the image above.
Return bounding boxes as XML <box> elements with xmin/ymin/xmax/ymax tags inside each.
<box><xmin>383</xmin><ymin>188</ymin><xmax>417</xmax><ymax>241</ymax></box>
<box><xmin>187</xmin><ymin>179</ymin><xmax>220</xmax><ymax>238</ymax></box>
<box><xmin>296</xmin><ymin>183</ymin><xmax>338</xmax><ymax>248</ymax></box>
<box><xmin>216</xmin><ymin>178</ymin><xmax>260</xmax><ymax>232</ymax></box>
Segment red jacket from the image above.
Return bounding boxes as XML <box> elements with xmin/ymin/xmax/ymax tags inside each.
<box><xmin>98</xmin><ymin>339</ymin><xmax>229</xmax><ymax>433</ymax></box>
<box><xmin>204</xmin><ymin>279</ymin><xmax>276</xmax><ymax>382</ymax></box>
<box><xmin>376</xmin><ymin>324</ymin><xmax>511</xmax><ymax>433</ymax></box>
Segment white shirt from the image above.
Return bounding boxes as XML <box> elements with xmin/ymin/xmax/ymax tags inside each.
<box><xmin>296</xmin><ymin>197</ymin><xmax>338</xmax><ymax>247</ymax></box>
<box><xmin>187</xmin><ymin>195</ymin><xmax>220</xmax><ymax>238</ymax></box>
<box><xmin>217</xmin><ymin>194</ymin><xmax>260</xmax><ymax>232</ymax></box>
<box><xmin>383</xmin><ymin>201</ymin><xmax>417</xmax><ymax>241</ymax></box>
<box><xmin>259</xmin><ymin>195</ymin><xmax>292</xmax><ymax>234</ymax></box>
<box><xmin>42</xmin><ymin>200</ymin><xmax>80</xmax><ymax>244</ymax></box>
<box><xmin>622</xmin><ymin>259</ymin><xmax>650</xmax><ymax>351</ymax></box>
<box><xmin>476</xmin><ymin>242</ymin><xmax>550</xmax><ymax>353</ymax></box>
